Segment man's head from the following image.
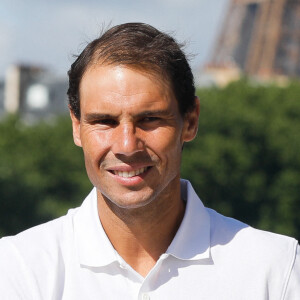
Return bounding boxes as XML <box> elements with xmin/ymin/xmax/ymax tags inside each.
<box><xmin>67</xmin><ymin>22</ymin><xmax>196</xmax><ymax>120</ymax></box>
<box><xmin>68</xmin><ymin>23</ymin><xmax>199</xmax><ymax>210</ymax></box>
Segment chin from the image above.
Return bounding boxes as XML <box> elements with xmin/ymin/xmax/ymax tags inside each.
<box><xmin>112</xmin><ymin>195</ymin><xmax>154</xmax><ymax>209</ymax></box>
<box><xmin>101</xmin><ymin>189</ymin><xmax>157</xmax><ymax>210</ymax></box>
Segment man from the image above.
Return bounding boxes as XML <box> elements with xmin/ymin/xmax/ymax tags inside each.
<box><xmin>0</xmin><ymin>23</ymin><xmax>299</xmax><ymax>299</ymax></box>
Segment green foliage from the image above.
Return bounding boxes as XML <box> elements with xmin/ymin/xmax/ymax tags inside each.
<box><xmin>182</xmin><ymin>80</ymin><xmax>300</xmax><ymax>240</ymax></box>
<box><xmin>1</xmin><ymin>80</ymin><xmax>299</xmax><ymax>240</ymax></box>
<box><xmin>0</xmin><ymin>115</ymin><xmax>91</xmax><ymax>237</ymax></box>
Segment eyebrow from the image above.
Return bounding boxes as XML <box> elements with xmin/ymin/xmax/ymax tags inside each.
<box><xmin>135</xmin><ymin>110</ymin><xmax>171</xmax><ymax>118</ymax></box>
<box><xmin>84</xmin><ymin>110</ymin><xmax>171</xmax><ymax>122</ymax></box>
<box><xmin>83</xmin><ymin>113</ymin><xmax>118</xmax><ymax>122</ymax></box>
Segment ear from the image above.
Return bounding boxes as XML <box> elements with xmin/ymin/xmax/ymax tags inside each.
<box><xmin>181</xmin><ymin>97</ymin><xmax>200</xmax><ymax>142</ymax></box>
<box><xmin>69</xmin><ymin>110</ymin><xmax>82</xmax><ymax>147</ymax></box>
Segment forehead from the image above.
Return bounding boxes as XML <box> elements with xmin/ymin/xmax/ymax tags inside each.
<box><xmin>79</xmin><ymin>65</ymin><xmax>177</xmax><ymax>110</ymax></box>
<box><xmin>82</xmin><ymin>62</ymin><xmax>171</xmax><ymax>89</ymax></box>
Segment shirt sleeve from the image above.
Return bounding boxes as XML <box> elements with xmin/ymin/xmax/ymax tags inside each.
<box><xmin>0</xmin><ymin>238</ymin><xmax>39</xmax><ymax>300</ymax></box>
<box><xmin>284</xmin><ymin>244</ymin><xmax>300</xmax><ymax>300</ymax></box>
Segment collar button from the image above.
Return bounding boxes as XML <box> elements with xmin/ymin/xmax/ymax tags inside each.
<box><xmin>142</xmin><ymin>293</ymin><xmax>150</xmax><ymax>300</ymax></box>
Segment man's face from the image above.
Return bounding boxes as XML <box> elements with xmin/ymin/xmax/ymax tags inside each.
<box><xmin>71</xmin><ymin>65</ymin><xmax>199</xmax><ymax>209</ymax></box>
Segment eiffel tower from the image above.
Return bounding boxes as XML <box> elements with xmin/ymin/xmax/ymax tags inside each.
<box><xmin>210</xmin><ymin>0</ymin><xmax>300</xmax><ymax>79</ymax></box>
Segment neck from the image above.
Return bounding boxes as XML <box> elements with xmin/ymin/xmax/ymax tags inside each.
<box><xmin>97</xmin><ymin>179</ymin><xmax>185</xmax><ymax>277</ymax></box>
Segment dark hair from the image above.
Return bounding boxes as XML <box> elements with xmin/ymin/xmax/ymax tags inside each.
<box><xmin>67</xmin><ymin>23</ymin><xmax>196</xmax><ymax>119</ymax></box>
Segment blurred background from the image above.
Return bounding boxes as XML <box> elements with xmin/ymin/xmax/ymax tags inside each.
<box><xmin>0</xmin><ymin>0</ymin><xmax>300</xmax><ymax>240</ymax></box>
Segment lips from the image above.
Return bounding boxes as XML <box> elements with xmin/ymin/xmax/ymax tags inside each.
<box><xmin>112</xmin><ymin>167</ymin><xmax>149</xmax><ymax>178</ymax></box>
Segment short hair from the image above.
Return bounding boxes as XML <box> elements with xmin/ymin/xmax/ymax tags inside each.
<box><xmin>67</xmin><ymin>23</ymin><xmax>196</xmax><ymax>119</ymax></box>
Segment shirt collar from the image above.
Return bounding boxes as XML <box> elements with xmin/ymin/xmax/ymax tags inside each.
<box><xmin>166</xmin><ymin>179</ymin><xmax>211</xmax><ymax>261</ymax></box>
<box><xmin>73</xmin><ymin>188</ymin><xmax>117</xmax><ymax>267</ymax></box>
<box><xmin>73</xmin><ymin>180</ymin><xmax>211</xmax><ymax>267</ymax></box>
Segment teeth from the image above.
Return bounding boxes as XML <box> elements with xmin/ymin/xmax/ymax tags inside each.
<box><xmin>114</xmin><ymin>167</ymin><xmax>147</xmax><ymax>178</ymax></box>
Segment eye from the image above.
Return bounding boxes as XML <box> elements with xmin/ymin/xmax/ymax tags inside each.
<box><xmin>138</xmin><ymin>116</ymin><xmax>162</xmax><ymax>130</ymax></box>
<box><xmin>141</xmin><ymin>117</ymin><xmax>161</xmax><ymax>123</ymax></box>
<box><xmin>99</xmin><ymin>119</ymin><xmax>118</xmax><ymax>125</ymax></box>
<box><xmin>91</xmin><ymin>119</ymin><xmax>118</xmax><ymax>126</ymax></box>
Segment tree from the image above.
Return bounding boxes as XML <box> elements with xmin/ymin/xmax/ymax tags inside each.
<box><xmin>182</xmin><ymin>80</ymin><xmax>300</xmax><ymax>239</ymax></box>
<box><xmin>1</xmin><ymin>80</ymin><xmax>300</xmax><ymax>240</ymax></box>
<box><xmin>0</xmin><ymin>115</ymin><xmax>91</xmax><ymax>236</ymax></box>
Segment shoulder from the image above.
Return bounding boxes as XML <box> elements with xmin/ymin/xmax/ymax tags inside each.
<box><xmin>0</xmin><ymin>207</ymin><xmax>78</xmax><ymax>257</ymax></box>
<box><xmin>207</xmin><ymin>208</ymin><xmax>299</xmax><ymax>298</ymax></box>
<box><xmin>0</xmin><ymin>208</ymin><xmax>79</xmax><ymax>298</ymax></box>
<box><xmin>207</xmin><ymin>207</ymin><xmax>298</xmax><ymax>255</ymax></box>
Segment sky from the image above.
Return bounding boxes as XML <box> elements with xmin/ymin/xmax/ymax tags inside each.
<box><xmin>0</xmin><ymin>0</ymin><xmax>229</xmax><ymax>80</ymax></box>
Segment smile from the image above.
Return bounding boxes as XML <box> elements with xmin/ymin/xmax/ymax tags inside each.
<box><xmin>112</xmin><ymin>167</ymin><xmax>149</xmax><ymax>178</ymax></box>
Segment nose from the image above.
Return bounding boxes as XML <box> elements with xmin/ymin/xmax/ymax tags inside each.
<box><xmin>111</xmin><ymin>122</ymin><xmax>144</xmax><ymax>156</ymax></box>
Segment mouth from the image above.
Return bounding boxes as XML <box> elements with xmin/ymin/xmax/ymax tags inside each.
<box><xmin>109</xmin><ymin>166</ymin><xmax>150</xmax><ymax>178</ymax></box>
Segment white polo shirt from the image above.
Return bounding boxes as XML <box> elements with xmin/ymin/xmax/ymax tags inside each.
<box><xmin>0</xmin><ymin>180</ymin><xmax>299</xmax><ymax>299</ymax></box>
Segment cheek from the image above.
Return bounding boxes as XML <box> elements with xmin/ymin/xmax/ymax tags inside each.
<box><xmin>155</xmin><ymin>126</ymin><xmax>182</xmax><ymax>149</ymax></box>
<box><xmin>81</xmin><ymin>132</ymin><xmax>110</xmax><ymax>186</ymax></box>
<box><xmin>145</xmin><ymin>128</ymin><xmax>182</xmax><ymax>162</ymax></box>
<box><xmin>81</xmin><ymin>129</ymin><xmax>111</xmax><ymax>165</ymax></box>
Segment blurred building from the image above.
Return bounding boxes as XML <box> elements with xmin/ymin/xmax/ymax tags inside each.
<box><xmin>0</xmin><ymin>64</ymin><xmax>68</xmax><ymax>122</ymax></box>
<box><xmin>205</xmin><ymin>0</ymin><xmax>300</xmax><ymax>85</ymax></box>
<box><xmin>0</xmin><ymin>81</ymin><xmax>4</xmax><ymax>116</ymax></box>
